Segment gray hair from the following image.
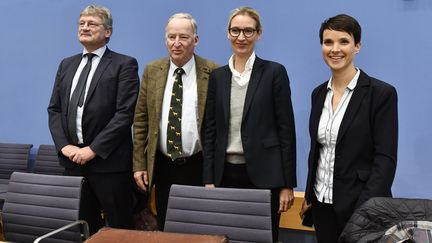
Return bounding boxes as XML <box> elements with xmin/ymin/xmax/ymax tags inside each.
<box><xmin>166</xmin><ymin>13</ymin><xmax>198</xmax><ymax>36</ymax></box>
<box><xmin>80</xmin><ymin>5</ymin><xmax>113</xmax><ymax>43</ymax></box>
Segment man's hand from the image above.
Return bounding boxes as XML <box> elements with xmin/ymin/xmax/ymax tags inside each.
<box><xmin>134</xmin><ymin>170</ymin><xmax>148</xmax><ymax>191</ymax></box>
<box><xmin>70</xmin><ymin>146</ymin><xmax>96</xmax><ymax>165</ymax></box>
<box><xmin>279</xmin><ymin>187</ymin><xmax>294</xmax><ymax>213</ymax></box>
<box><xmin>61</xmin><ymin>145</ymin><xmax>80</xmax><ymax>159</ymax></box>
<box><xmin>205</xmin><ymin>184</ymin><xmax>215</xmax><ymax>188</ymax></box>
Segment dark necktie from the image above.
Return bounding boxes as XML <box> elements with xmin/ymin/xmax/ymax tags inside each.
<box><xmin>167</xmin><ymin>68</ymin><xmax>185</xmax><ymax>160</ymax></box>
<box><xmin>67</xmin><ymin>53</ymin><xmax>96</xmax><ymax>145</ymax></box>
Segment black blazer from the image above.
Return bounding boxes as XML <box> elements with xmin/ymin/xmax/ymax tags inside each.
<box><xmin>305</xmin><ymin>69</ymin><xmax>398</xmax><ymax>219</ymax></box>
<box><xmin>48</xmin><ymin>48</ymin><xmax>139</xmax><ymax>173</ymax></box>
<box><xmin>203</xmin><ymin>57</ymin><xmax>297</xmax><ymax>189</ymax></box>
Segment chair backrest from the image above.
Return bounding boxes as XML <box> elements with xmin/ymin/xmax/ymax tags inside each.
<box><xmin>164</xmin><ymin>184</ymin><xmax>273</xmax><ymax>243</ymax></box>
<box><xmin>33</xmin><ymin>144</ymin><xmax>64</xmax><ymax>175</ymax></box>
<box><xmin>0</xmin><ymin>143</ymin><xmax>33</xmax><ymax>207</ymax></box>
<box><xmin>2</xmin><ymin>172</ymin><xmax>84</xmax><ymax>243</ymax></box>
<box><xmin>0</xmin><ymin>143</ymin><xmax>33</xmax><ymax>184</ymax></box>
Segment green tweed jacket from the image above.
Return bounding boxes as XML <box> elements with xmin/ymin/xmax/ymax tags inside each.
<box><xmin>133</xmin><ymin>54</ymin><xmax>219</xmax><ymax>188</ymax></box>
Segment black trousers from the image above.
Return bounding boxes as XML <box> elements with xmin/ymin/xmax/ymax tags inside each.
<box><xmin>220</xmin><ymin>162</ymin><xmax>281</xmax><ymax>242</ymax></box>
<box><xmin>154</xmin><ymin>150</ymin><xmax>203</xmax><ymax>230</ymax></box>
<box><xmin>311</xmin><ymin>194</ymin><xmax>349</xmax><ymax>243</ymax></box>
<box><xmin>65</xmin><ymin>170</ymin><xmax>133</xmax><ymax>235</ymax></box>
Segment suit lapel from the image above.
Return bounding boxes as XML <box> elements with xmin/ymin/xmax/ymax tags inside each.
<box><xmin>221</xmin><ymin>65</ymin><xmax>232</xmax><ymax>124</ymax></box>
<box><xmin>242</xmin><ymin>57</ymin><xmax>264</xmax><ymax>122</ymax></box>
<box><xmin>63</xmin><ymin>55</ymin><xmax>82</xmax><ymax>112</ymax></box>
<box><xmin>336</xmin><ymin>70</ymin><xmax>370</xmax><ymax>145</ymax></box>
<box><xmin>85</xmin><ymin>49</ymin><xmax>112</xmax><ymax>107</ymax></box>
<box><xmin>195</xmin><ymin>55</ymin><xmax>212</xmax><ymax>128</ymax></box>
<box><xmin>153</xmin><ymin>59</ymin><xmax>170</xmax><ymax>116</ymax></box>
<box><xmin>310</xmin><ymin>84</ymin><xmax>328</xmax><ymax>141</ymax></box>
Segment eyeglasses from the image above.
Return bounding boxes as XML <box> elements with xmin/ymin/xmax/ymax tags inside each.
<box><xmin>228</xmin><ymin>27</ymin><xmax>257</xmax><ymax>38</ymax></box>
<box><xmin>78</xmin><ymin>21</ymin><xmax>103</xmax><ymax>29</ymax></box>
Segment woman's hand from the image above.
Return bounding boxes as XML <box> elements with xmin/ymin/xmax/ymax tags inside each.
<box><xmin>279</xmin><ymin>188</ymin><xmax>294</xmax><ymax>213</ymax></box>
<box><xmin>299</xmin><ymin>199</ymin><xmax>312</xmax><ymax>219</ymax></box>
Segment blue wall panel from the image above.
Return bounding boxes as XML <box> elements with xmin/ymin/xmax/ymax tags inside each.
<box><xmin>1</xmin><ymin>0</ymin><xmax>431</xmax><ymax>198</ymax></box>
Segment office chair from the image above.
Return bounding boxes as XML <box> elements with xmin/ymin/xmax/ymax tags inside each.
<box><xmin>0</xmin><ymin>143</ymin><xmax>33</xmax><ymax>204</ymax></box>
<box><xmin>164</xmin><ymin>184</ymin><xmax>273</xmax><ymax>243</ymax></box>
<box><xmin>33</xmin><ymin>144</ymin><xmax>64</xmax><ymax>175</ymax></box>
<box><xmin>2</xmin><ymin>172</ymin><xmax>89</xmax><ymax>243</ymax></box>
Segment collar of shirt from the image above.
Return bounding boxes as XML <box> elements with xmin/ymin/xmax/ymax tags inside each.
<box><xmin>83</xmin><ymin>45</ymin><xmax>106</xmax><ymax>59</ymax></box>
<box><xmin>228</xmin><ymin>52</ymin><xmax>256</xmax><ymax>75</ymax></box>
<box><xmin>327</xmin><ymin>68</ymin><xmax>360</xmax><ymax>91</ymax></box>
<box><xmin>228</xmin><ymin>52</ymin><xmax>256</xmax><ymax>86</ymax></box>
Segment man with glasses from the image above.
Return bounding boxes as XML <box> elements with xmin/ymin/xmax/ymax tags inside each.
<box><xmin>48</xmin><ymin>5</ymin><xmax>139</xmax><ymax>234</ymax></box>
<box><xmin>133</xmin><ymin>13</ymin><xmax>218</xmax><ymax>230</ymax></box>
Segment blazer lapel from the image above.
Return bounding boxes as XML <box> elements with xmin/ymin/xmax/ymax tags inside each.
<box><xmin>242</xmin><ymin>57</ymin><xmax>264</xmax><ymax>122</ymax></box>
<box><xmin>221</xmin><ymin>65</ymin><xmax>232</xmax><ymax>125</ymax></box>
<box><xmin>153</xmin><ymin>59</ymin><xmax>170</xmax><ymax>116</ymax></box>
<box><xmin>336</xmin><ymin>70</ymin><xmax>370</xmax><ymax>145</ymax></box>
<box><xmin>310</xmin><ymin>84</ymin><xmax>328</xmax><ymax>141</ymax></box>
<box><xmin>85</xmin><ymin>49</ymin><xmax>112</xmax><ymax>107</ymax></box>
<box><xmin>195</xmin><ymin>55</ymin><xmax>212</xmax><ymax>128</ymax></box>
<box><xmin>63</xmin><ymin>55</ymin><xmax>82</xmax><ymax>111</ymax></box>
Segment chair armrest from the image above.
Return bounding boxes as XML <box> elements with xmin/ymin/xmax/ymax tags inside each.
<box><xmin>33</xmin><ymin>220</ymin><xmax>89</xmax><ymax>243</ymax></box>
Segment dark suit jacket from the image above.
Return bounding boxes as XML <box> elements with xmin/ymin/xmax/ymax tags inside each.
<box><xmin>48</xmin><ymin>48</ymin><xmax>139</xmax><ymax>173</ymax></box>
<box><xmin>305</xmin><ymin>69</ymin><xmax>398</xmax><ymax>219</ymax></box>
<box><xmin>203</xmin><ymin>56</ymin><xmax>297</xmax><ymax>189</ymax></box>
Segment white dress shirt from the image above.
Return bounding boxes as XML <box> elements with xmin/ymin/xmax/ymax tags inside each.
<box><xmin>70</xmin><ymin>45</ymin><xmax>106</xmax><ymax>144</ymax></box>
<box><xmin>228</xmin><ymin>52</ymin><xmax>256</xmax><ymax>87</ymax></box>
<box><xmin>314</xmin><ymin>69</ymin><xmax>360</xmax><ymax>204</ymax></box>
<box><xmin>159</xmin><ymin>56</ymin><xmax>200</xmax><ymax>157</ymax></box>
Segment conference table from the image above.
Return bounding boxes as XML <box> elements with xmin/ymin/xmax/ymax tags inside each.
<box><xmin>85</xmin><ymin>227</ymin><xmax>229</xmax><ymax>243</ymax></box>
